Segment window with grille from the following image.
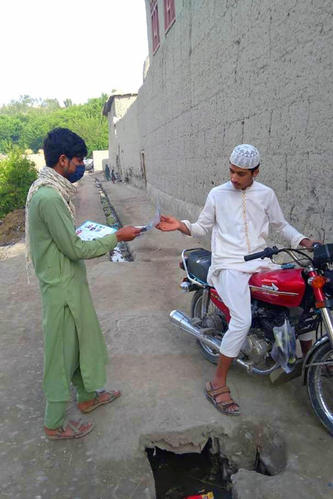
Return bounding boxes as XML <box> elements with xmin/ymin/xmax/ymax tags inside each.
<box><xmin>164</xmin><ymin>0</ymin><xmax>175</xmax><ymax>32</ymax></box>
<box><xmin>150</xmin><ymin>0</ymin><xmax>160</xmax><ymax>54</ymax></box>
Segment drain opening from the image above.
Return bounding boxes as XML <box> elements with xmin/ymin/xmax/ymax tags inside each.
<box><xmin>146</xmin><ymin>439</ymin><xmax>233</xmax><ymax>499</ymax></box>
<box><xmin>143</xmin><ymin>425</ymin><xmax>286</xmax><ymax>498</ymax></box>
<box><xmin>254</xmin><ymin>447</ymin><xmax>271</xmax><ymax>476</ymax></box>
<box><xmin>95</xmin><ymin>180</ymin><xmax>133</xmax><ymax>262</ymax></box>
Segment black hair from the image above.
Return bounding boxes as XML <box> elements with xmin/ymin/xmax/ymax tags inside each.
<box><xmin>229</xmin><ymin>162</ymin><xmax>260</xmax><ymax>173</ymax></box>
<box><xmin>43</xmin><ymin>128</ymin><xmax>88</xmax><ymax>167</ymax></box>
<box><xmin>249</xmin><ymin>163</ymin><xmax>260</xmax><ymax>173</ymax></box>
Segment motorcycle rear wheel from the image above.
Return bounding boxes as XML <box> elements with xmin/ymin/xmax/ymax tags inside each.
<box><xmin>191</xmin><ymin>290</ymin><xmax>227</xmax><ymax>365</ymax></box>
<box><xmin>307</xmin><ymin>341</ymin><xmax>333</xmax><ymax>436</ymax></box>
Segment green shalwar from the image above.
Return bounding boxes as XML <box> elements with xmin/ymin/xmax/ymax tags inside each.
<box><xmin>28</xmin><ymin>186</ymin><xmax>117</xmax><ymax>428</ymax></box>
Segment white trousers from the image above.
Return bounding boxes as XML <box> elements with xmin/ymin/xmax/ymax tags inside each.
<box><xmin>210</xmin><ymin>270</ymin><xmax>252</xmax><ymax>357</ymax></box>
<box><xmin>210</xmin><ymin>269</ymin><xmax>313</xmax><ymax>358</ymax></box>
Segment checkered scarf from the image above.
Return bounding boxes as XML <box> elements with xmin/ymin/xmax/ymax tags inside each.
<box><xmin>25</xmin><ymin>166</ymin><xmax>77</xmax><ymax>279</ymax></box>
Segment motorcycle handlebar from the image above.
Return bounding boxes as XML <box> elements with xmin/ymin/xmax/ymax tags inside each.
<box><xmin>244</xmin><ymin>246</ymin><xmax>279</xmax><ymax>261</ymax></box>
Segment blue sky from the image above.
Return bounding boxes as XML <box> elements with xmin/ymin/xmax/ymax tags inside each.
<box><xmin>0</xmin><ymin>0</ymin><xmax>148</xmax><ymax>106</ymax></box>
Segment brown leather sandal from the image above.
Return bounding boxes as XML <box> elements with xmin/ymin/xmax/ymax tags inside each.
<box><xmin>44</xmin><ymin>419</ymin><xmax>94</xmax><ymax>440</ymax></box>
<box><xmin>205</xmin><ymin>382</ymin><xmax>240</xmax><ymax>416</ymax></box>
<box><xmin>77</xmin><ymin>390</ymin><xmax>121</xmax><ymax>414</ymax></box>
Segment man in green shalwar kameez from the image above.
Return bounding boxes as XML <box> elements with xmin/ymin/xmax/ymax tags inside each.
<box><xmin>26</xmin><ymin>128</ymin><xmax>141</xmax><ymax>440</ymax></box>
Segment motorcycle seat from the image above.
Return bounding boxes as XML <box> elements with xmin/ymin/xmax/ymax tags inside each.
<box><xmin>186</xmin><ymin>248</ymin><xmax>212</xmax><ymax>284</ymax></box>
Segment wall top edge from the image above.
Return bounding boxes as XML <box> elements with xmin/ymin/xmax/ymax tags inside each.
<box><xmin>102</xmin><ymin>93</ymin><xmax>138</xmax><ymax>116</ymax></box>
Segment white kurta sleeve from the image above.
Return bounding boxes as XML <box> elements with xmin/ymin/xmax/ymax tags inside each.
<box><xmin>267</xmin><ymin>190</ymin><xmax>306</xmax><ymax>247</ymax></box>
<box><xmin>182</xmin><ymin>191</ymin><xmax>215</xmax><ymax>237</ymax></box>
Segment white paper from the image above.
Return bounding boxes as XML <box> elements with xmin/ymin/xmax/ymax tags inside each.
<box><xmin>76</xmin><ymin>220</ymin><xmax>117</xmax><ymax>241</ymax></box>
<box><xmin>136</xmin><ymin>204</ymin><xmax>161</xmax><ymax>233</ymax></box>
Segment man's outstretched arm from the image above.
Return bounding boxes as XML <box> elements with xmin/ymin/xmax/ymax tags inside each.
<box><xmin>156</xmin><ymin>191</ymin><xmax>216</xmax><ymax>237</ymax></box>
<box><xmin>156</xmin><ymin>215</ymin><xmax>191</xmax><ymax>235</ymax></box>
<box><xmin>40</xmin><ymin>192</ymin><xmax>140</xmax><ymax>260</ymax></box>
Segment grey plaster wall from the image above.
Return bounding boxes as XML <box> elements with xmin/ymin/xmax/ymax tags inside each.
<box><xmin>108</xmin><ymin>99</ymin><xmax>118</xmax><ymax>173</ymax></box>
<box><xmin>114</xmin><ymin>0</ymin><xmax>333</xmax><ymax>242</ymax></box>
<box><xmin>107</xmin><ymin>96</ymin><xmax>138</xmax><ymax>177</ymax></box>
<box><xmin>115</xmin><ymin>99</ymin><xmax>145</xmax><ymax>188</ymax></box>
<box><xmin>92</xmin><ymin>150</ymin><xmax>108</xmax><ymax>172</ymax></box>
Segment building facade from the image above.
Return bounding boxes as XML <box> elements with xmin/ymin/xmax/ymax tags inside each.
<box><xmin>105</xmin><ymin>0</ymin><xmax>333</xmax><ymax>242</ymax></box>
<box><xmin>102</xmin><ymin>92</ymin><xmax>138</xmax><ymax>179</ymax></box>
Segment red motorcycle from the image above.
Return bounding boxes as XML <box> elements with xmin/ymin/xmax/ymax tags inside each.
<box><xmin>170</xmin><ymin>244</ymin><xmax>333</xmax><ymax>435</ymax></box>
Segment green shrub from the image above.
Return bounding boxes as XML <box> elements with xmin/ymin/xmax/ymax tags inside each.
<box><xmin>0</xmin><ymin>149</ymin><xmax>37</xmax><ymax>218</ymax></box>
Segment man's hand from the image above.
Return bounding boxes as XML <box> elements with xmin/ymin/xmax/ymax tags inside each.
<box><xmin>156</xmin><ymin>215</ymin><xmax>191</xmax><ymax>235</ymax></box>
<box><xmin>156</xmin><ymin>215</ymin><xmax>182</xmax><ymax>232</ymax></box>
<box><xmin>300</xmin><ymin>238</ymin><xmax>322</xmax><ymax>249</ymax></box>
<box><xmin>116</xmin><ymin>226</ymin><xmax>141</xmax><ymax>242</ymax></box>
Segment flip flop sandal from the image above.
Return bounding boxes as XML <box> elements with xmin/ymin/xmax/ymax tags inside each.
<box><xmin>205</xmin><ymin>382</ymin><xmax>240</xmax><ymax>416</ymax></box>
<box><xmin>78</xmin><ymin>389</ymin><xmax>121</xmax><ymax>414</ymax></box>
<box><xmin>44</xmin><ymin>419</ymin><xmax>94</xmax><ymax>440</ymax></box>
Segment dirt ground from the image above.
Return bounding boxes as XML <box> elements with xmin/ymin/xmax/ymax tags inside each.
<box><xmin>0</xmin><ymin>208</ymin><xmax>25</xmax><ymax>246</ymax></box>
<box><xmin>0</xmin><ymin>173</ymin><xmax>333</xmax><ymax>499</ymax></box>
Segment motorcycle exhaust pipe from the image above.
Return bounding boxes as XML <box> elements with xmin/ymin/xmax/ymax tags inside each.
<box><xmin>169</xmin><ymin>310</ymin><xmax>221</xmax><ymax>352</ymax></box>
<box><xmin>170</xmin><ymin>311</ymin><xmax>280</xmax><ymax>375</ymax></box>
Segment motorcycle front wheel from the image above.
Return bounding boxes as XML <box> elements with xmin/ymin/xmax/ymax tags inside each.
<box><xmin>307</xmin><ymin>341</ymin><xmax>333</xmax><ymax>436</ymax></box>
<box><xmin>191</xmin><ymin>290</ymin><xmax>228</xmax><ymax>365</ymax></box>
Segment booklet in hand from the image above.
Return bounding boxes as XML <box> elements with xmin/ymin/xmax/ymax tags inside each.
<box><xmin>76</xmin><ymin>221</ymin><xmax>117</xmax><ymax>241</ymax></box>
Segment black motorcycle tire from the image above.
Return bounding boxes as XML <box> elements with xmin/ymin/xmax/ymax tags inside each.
<box><xmin>306</xmin><ymin>341</ymin><xmax>333</xmax><ymax>436</ymax></box>
<box><xmin>191</xmin><ymin>289</ymin><xmax>227</xmax><ymax>365</ymax></box>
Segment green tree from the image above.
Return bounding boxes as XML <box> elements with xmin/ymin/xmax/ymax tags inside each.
<box><xmin>0</xmin><ymin>148</ymin><xmax>37</xmax><ymax>218</ymax></box>
<box><xmin>40</xmin><ymin>98</ymin><xmax>60</xmax><ymax>110</ymax></box>
<box><xmin>0</xmin><ymin>115</ymin><xmax>24</xmax><ymax>151</ymax></box>
<box><xmin>63</xmin><ymin>98</ymin><xmax>73</xmax><ymax>108</ymax></box>
<box><xmin>0</xmin><ymin>94</ymin><xmax>109</xmax><ymax>155</ymax></box>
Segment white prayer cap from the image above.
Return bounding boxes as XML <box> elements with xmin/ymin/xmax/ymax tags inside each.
<box><xmin>229</xmin><ymin>144</ymin><xmax>260</xmax><ymax>169</ymax></box>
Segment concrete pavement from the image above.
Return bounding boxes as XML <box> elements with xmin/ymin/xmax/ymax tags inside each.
<box><xmin>0</xmin><ymin>173</ymin><xmax>332</xmax><ymax>498</ymax></box>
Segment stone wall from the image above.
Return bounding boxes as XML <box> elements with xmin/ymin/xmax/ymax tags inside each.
<box><xmin>113</xmin><ymin>0</ymin><xmax>333</xmax><ymax>242</ymax></box>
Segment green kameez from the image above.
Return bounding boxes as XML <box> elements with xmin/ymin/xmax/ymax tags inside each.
<box><xmin>28</xmin><ymin>186</ymin><xmax>117</xmax><ymax>418</ymax></box>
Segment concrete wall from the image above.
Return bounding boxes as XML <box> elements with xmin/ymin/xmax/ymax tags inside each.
<box><xmin>106</xmin><ymin>95</ymin><xmax>138</xmax><ymax>177</ymax></box>
<box><xmin>112</xmin><ymin>0</ymin><xmax>333</xmax><ymax>242</ymax></box>
<box><xmin>107</xmin><ymin>99</ymin><xmax>118</xmax><ymax>172</ymax></box>
<box><xmin>27</xmin><ymin>152</ymin><xmax>45</xmax><ymax>171</ymax></box>
<box><xmin>115</xmin><ymin>99</ymin><xmax>145</xmax><ymax>188</ymax></box>
<box><xmin>92</xmin><ymin>150</ymin><xmax>108</xmax><ymax>172</ymax></box>
<box><xmin>102</xmin><ymin>158</ymin><xmax>109</xmax><ymax>173</ymax></box>
<box><xmin>115</xmin><ymin>96</ymin><xmax>137</xmax><ymax>120</ymax></box>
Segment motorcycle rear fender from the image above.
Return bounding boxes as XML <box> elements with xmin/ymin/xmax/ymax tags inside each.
<box><xmin>210</xmin><ymin>288</ymin><xmax>231</xmax><ymax>322</ymax></box>
<box><xmin>302</xmin><ymin>336</ymin><xmax>330</xmax><ymax>385</ymax></box>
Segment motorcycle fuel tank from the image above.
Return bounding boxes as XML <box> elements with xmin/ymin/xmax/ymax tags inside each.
<box><xmin>249</xmin><ymin>268</ymin><xmax>306</xmax><ymax>307</ymax></box>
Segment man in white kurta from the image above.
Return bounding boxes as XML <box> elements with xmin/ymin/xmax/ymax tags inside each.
<box><xmin>157</xmin><ymin>144</ymin><xmax>314</xmax><ymax>415</ymax></box>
